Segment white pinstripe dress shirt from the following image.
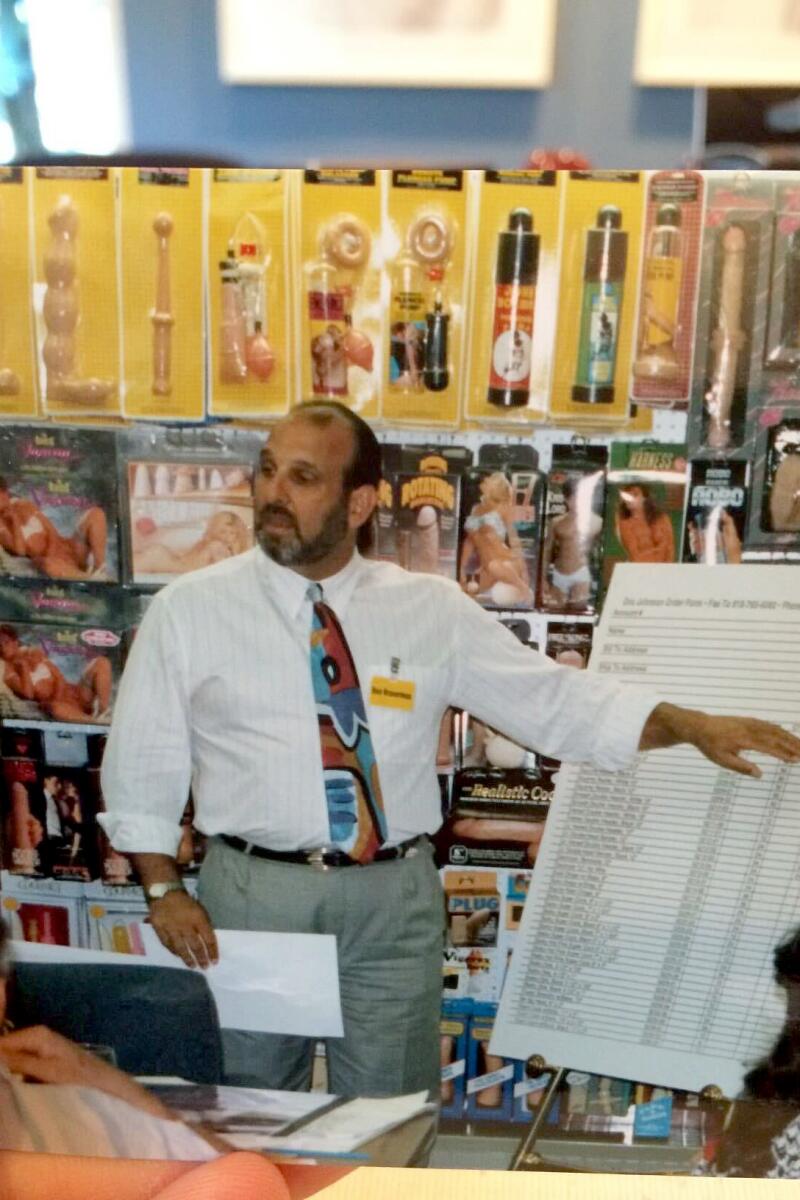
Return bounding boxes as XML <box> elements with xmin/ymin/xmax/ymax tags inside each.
<box><xmin>99</xmin><ymin>548</ymin><xmax>659</xmax><ymax>855</ymax></box>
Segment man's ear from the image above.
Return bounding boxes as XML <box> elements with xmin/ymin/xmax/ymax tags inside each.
<box><xmin>348</xmin><ymin>484</ymin><xmax>377</xmax><ymax>532</ymax></box>
<box><xmin>0</xmin><ymin>977</ymin><xmax>7</xmax><ymax>1027</ymax></box>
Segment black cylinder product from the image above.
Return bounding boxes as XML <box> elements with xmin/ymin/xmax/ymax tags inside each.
<box><xmin>572</xmin><ymin>205</ymin><xmax>628</xmax><ymax>404</ymax></box>
<box><xmin>487</xmin><ymin>208</ymin><xmax>540</xmax><ymax>408</ymax></box>
<box><xmin>424</xmin><ymin>296</ymin><xmax>449</xmax><ymax>391</ymax></box>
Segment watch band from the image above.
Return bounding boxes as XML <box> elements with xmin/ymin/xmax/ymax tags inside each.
<box><xmin>144</xmin><ymin>880</ymin><xmax>187</xmax><ymax>903</ymax></box>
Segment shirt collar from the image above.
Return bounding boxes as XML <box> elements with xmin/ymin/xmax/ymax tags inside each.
<box><xmin>254</xmin><ymin>546</ymin><xmax>366</xmax><ymax>622</ymax></box>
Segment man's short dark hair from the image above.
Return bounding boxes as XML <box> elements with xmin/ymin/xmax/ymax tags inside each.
<box><xmin>0</xmin><ymin>624</ymin><xmax>19</xmax><ymax>642</ymax></box>
<box><xmin>292</xmin><ymin>401</ymin><xmax>382</xmax><ymax>553</ymax></box>
<box><xmin>293</xmin><ymin>400</ymin><xmax>382</xmax><ymax>490</ymax></box>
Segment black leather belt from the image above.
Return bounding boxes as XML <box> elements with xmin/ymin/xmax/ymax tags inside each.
<box><xmin>219</xmin><ymin>833</ymin><xmax>427</xmax><ymax>869</ymax></box>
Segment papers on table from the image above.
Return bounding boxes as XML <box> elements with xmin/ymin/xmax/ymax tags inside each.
<box><xmin>149</xmin><ymin>1084</ymin><xmax>432</xmax><ymax>1155</ymax></box>
<box><xmin>11</xmin><ymin>927</ymin><xmax>344</xmax><ymax>1038</ymax></box>
<box><xmin>492</xmin><ymin>564</ymin><xmax>800</xmax><ymax>1096</ymax></box>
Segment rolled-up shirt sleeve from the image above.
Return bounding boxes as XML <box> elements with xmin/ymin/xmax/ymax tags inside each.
<box><xmin>448</xmin><ymin>589</ymin><xmax>661</xmax><ymax>772</ymax></box>
<box><xmin>98</xmin><ymin>590</ymin><xmax>192</xmax><ymax>855</ymax></box>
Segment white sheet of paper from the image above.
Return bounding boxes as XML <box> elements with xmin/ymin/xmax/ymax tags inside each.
<box><xmin>491</xmin><ymin>564</ymin><xmax>800</xmax><ymax>1096</ymax></box>
<box><xmin>12</xmin><ymin>928</ymin><xmax>343</xmax><ymax>1038</ymax></box>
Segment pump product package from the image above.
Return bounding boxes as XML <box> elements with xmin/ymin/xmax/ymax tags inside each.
<box><xmin>687</xmin><ymin>173</ymin><xmax>774</xmax><ymax>457</ymax></box>
<box><xmin>119</xmin><ymin>167</ymin><xmax>205</xmax><ymax>421</ymax></box>
<box><xmin>295</xmin><ymin>169</ymin><xmax>381</xmax><ymax>418</ymax></box>
<box><xmin>600</xmin><ymin>442</ymin><xmax>688</xmax><ymax>600</ymax></box>
<box><xmin>458</xmin><ymin>442</ymin><xmax>544</xmax><ymax>612</ymax></box>
<box><xmin>464</xmin><ymin>169</ymin><xmax>561</xmax><ymax>425</ymax></box>
<box><xmin>0</xmin><ymin>167</ymin><xmax>38</xmax><ymax>419</ymax></box>
<box><xmin>382</xmin><ymin>169</ymin><xmax>470</xmax><ymax>427</ymax></box>
<box><xmin>120</xmin><ymin>425</ymin><xmax>260</xmax><ymax>588</ymax></box>
<box><xmin>682</xmin><ymin>459</ymin><xmax>749</xmax><ymax>564</ymax></box>
<box><xmin>0</xmin><ymin>425</ymin><xmax>120</xmax><ymax>583</ymax></box>
<box><xmin>630</xmin><ymin>170</ymin><xmax>704</xmax><ymax>409</ymax></box>
<box><xmin>539</xmin><ymin>443</ymin><xmax>607</xmax><ymax>614</ymax></box>
<box><xmin>208</xmin><ymin>168</ymin><xmax>292</xmax><ymax>418</ymax></box>
<box><xmin>550</xmin><ymin>171</ymin><xmax>644</xmax><ymax>427</ymax></box>
<box><xmin>31</xmin><ymin>167</ymin><xmax>121</xmax><ymax>417</ymax></box>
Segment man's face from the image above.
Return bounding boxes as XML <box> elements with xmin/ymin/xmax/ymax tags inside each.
<box><xmin>254</xmin><ymin>416</ymin><xmax>356</xmax><ymax>568</ymax></box>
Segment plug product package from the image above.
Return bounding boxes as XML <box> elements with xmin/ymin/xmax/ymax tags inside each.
<box><xmin>296</xmin><ymin>170</ymin><xmax>381</xmax><ymax>417</ymax></box>
<box><xmin>208</xmin><ymin>169</ymin><xmax>292</xmax><ymax>418</ymax></box>
<box><xmin>382</xmin><ymin>170</ymin><xmax>469</xmax><ymax>427</ymax></box>
<box><xmin>443</xmin><ymin>868</ymin><xmax>501</xmax><ymax>948</ymax></box>
<box><xmin>539</xmin><ymin>443</ymin><xmax>607</xmax><ymax>613</ymax></box>
<box><xmin>550</xmin><ymin>172</ymin><xmax>644</xmax><ymax>427</ymax></box>
<box><xmin>119</xmin><ymin>167</ymin><xmax>205</xmax><ymax>421</ymax></box>
<box><xmin>458</xmin><ymin>443</ymin><xmax>544</xmax><ymax>611</ymax></box>
<box><xmin>0</xmin><ymin>424</ymin><xmax>120</xmax><ymax>583</ymax></box>
<box><xmin>631</xmin><ymin>171</ymin><xmax>704</xmax><ymax>409</ymax></box>
<box><xmin>0</xmin><ymin>167</ymin><xmax>37</xmax><ymax>418</ymax></box>
<box><xmin>464</xmin><ymin>170</ymin><xmax>561</xmax><ymax>425</ymax></box>
<box><xmin>32</xmin><ymin>167</ymin><xmax>120</xmax><ymax>417</ymax></box>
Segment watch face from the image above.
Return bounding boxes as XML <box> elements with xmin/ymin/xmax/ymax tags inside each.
<box><xmin>148</xmin><ymin>882</ymin><xmax>181</xmax><ymax>900</ymax></box>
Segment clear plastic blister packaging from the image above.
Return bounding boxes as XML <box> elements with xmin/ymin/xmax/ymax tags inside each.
<box><xmin>630</xmin><ymin>171</ymin><xmax>704</xmax><ymax>410</ymax></box>
<box><xmin>382</xmin><ymin>170</ymin><xmax>470</xmax><ymax>427</ymax></box>
<box><xmin>688</xmin><ymin>174</ymin><xmax>774</xmax><ymax>458</ymax></box>
<box><xmin>296</xmin><ymin>169</ymin><xmax>381</xmax><ymax>417</ymax></box>
<box><xmin>464</xmin><ymin>169</ymin><xmax>561</xmax><ymax>426</ymax></box>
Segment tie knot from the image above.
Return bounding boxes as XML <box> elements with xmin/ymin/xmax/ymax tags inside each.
<box><xmin>307</xmin><ymin>582</ymin><xmax>324</xmax><ymax>605</ymax></box>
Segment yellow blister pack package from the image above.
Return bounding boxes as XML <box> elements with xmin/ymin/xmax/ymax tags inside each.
<box><xmin>464</xmin><ymin>169</ymin><xmax>562</xmax><ymax>427</ymax></box>
<box><xmin>382</xmin><ymin>169</ymin><xmax>469</xmax><ymax>428</ymax></box>
<box><xmin>120</xmin><ymin>167</ymin><xmax>205</xmax><ymax>421</ymax></box>
<box><xmin>31</xmin><ymin>167</ymin><xmax>121</xmax><ymax>418</ymax></box>
<box><xmin>550</xmin><ymin>170</ymin><xmax>645</xmax><ymax>428</ymax></box>
<box><xmin>0</xmin><ymin>168</ymin><xmax>37</xmax><ymax>418</ymax></box>
<box><xmin>295</xmin><ymin>169</ymin><xmax>381</xmax><ymax>418</ymax></box>
<box><xmin>208</xmin><ymin>168</ymin><xmax>292</xmax><ymax>419</ymax></box>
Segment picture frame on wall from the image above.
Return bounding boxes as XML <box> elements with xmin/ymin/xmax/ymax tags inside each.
<box><xmin>217</xmin><ymin>0</ymin><xmax>557</xmax><ymax>89</ymax></box>
<box><xmin>635</xmin><ymin>0</ymin><xmax>800</xmax><ymax>87</ymax></box>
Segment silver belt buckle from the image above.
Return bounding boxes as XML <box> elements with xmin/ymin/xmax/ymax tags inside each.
<box><xmin>308</xmin><ymin>847</ymin><xmax>331</xmax><ymax>872</ymax></box>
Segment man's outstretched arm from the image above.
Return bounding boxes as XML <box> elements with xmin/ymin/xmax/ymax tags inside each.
<box><xmin>639</xmin><ymin>702</ymin><xmax>800</xmax><ymax>779</ymax></box>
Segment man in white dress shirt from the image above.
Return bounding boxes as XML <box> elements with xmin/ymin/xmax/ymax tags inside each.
<box><xmin>100</xmin><ymin>401</ymin><xmax>800</xmax><ymax>1099</ymax></box>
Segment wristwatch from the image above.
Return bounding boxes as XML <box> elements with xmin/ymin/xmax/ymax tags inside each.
<box><xmin>144</xmin><ymin>880</ymin><xmax>187</xmax><ymax>903</ymax></box>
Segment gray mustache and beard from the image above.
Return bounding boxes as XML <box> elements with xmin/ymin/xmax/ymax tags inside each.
<box><xmin>255</xmin><ymin>499</ymin><xmax>350</xmax><ymax>566</ymax></box>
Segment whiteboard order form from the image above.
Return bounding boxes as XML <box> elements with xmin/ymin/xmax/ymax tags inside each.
<box><xmin>491</xmin><ymin>563</ymin><xmax>800</xmax><ymax>1096</ymax></box>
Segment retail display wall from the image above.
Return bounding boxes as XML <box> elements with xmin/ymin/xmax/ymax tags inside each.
<box><xmin>1</xmin><ymin>165</ymin><xmax>798</xmax><ymax>1151</ymax></box>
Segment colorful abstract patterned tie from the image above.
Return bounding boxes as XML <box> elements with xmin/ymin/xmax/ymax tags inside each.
<box><xmin>307</xmin><ymin>583</ymin><xmax>387</xmax><ymax>862</ymax></box>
